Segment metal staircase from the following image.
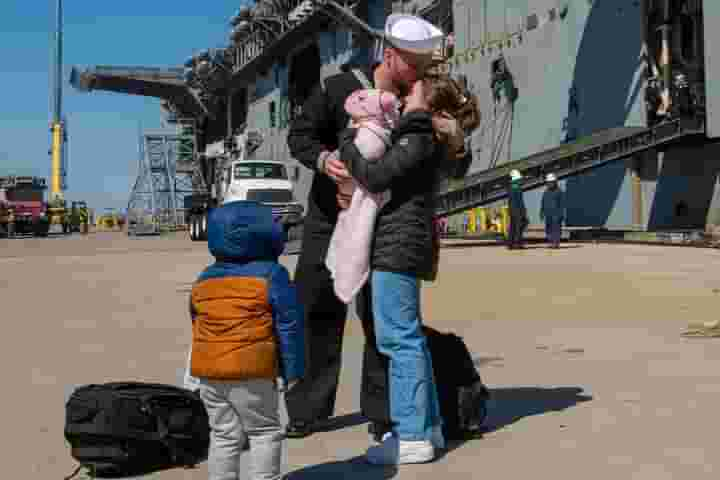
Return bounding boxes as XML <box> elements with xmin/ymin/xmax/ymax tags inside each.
<box><xmin>126</xmin><ymin>121</ymin><xmax>197</xmax><ymax>235</ymax></box>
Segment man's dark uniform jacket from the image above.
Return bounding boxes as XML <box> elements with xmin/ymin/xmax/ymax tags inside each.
<box><xmin>286</xmin><ymin>66</ymin><xmax>392</xmax><ymax>429</ymax></box>
<box><xmin>287</xmin><ymin>68</ymin><xmax>373</xmax><ymax>248</ymax></box>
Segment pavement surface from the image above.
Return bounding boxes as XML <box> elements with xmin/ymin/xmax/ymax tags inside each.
<box><xmin>4</xmin><ymin>232</ymin><xmax>720</xmax><ymax>479</ymax></box>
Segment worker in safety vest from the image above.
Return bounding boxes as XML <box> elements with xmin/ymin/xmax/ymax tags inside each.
<box><xmin>540</xmin><ymin>173</ymin><xmax>565</xmax><ymax>248</ymax></box>
<box><xmin>507</xmin><ymin>169</ymin><xmax>528</xmax><ymax>249</ymax></box>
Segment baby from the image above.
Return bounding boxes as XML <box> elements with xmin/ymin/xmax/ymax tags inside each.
<box><xmin>326</xmin><ymin>75</ymin><xmax>479</xmax><ymax>303</ymax></box>
<box><xmin>325</xmin><ymin>88</ymin><xmax>401</xmax><ymax>303</ymax></box>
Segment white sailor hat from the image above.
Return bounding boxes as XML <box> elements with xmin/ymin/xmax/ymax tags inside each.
<box><xmin>374</xmin><ymin>14</ymin><xmax>445</xmax><ymax>61</ymax></box>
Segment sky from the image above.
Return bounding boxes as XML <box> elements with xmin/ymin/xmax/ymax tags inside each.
<box><xmin>0</xmin><ymin>1</ymin><xmax>249</xmax><ymax>212</ymax></box>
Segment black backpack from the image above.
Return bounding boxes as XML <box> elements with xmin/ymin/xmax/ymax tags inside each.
<box><xmin>424</xmin><ymin>326</ymin><xmax>491</xmax><ymax>440</ymax></box>
<box><xmin>64</xmin><ymin>382</ymin><xmax>210</xmax><ymax>475</ymax></box>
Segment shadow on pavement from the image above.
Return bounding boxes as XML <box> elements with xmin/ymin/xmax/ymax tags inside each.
<box><xmin>482</xmin><ymin>386</ymin><xmax>592</xmax><ymax>434</ymax></box>
<box><xmin>286</xmin><ymin>456</ymin><xmax>398</xmax><ymax>480</ymax></box>
<box><xmin>441</xmin><ymin>386</ymin><xmax>592</xmax><ymax>455</ymax></box>
<box><xmin>287</xmin><ymin>388</ymin><xmax>590</xmax><ymax>474</ymax></box>
<box><xmin>315</xmin><ymin>411</ymin><xmax>368</xmax><ymax>433</ymax></box>
<box><xmin>485</xmin><ymin>387</ymin><xmax>592</xmax><ymax>433</ymax></box>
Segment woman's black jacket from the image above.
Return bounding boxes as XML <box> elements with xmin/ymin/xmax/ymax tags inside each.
<box><xmin>339</xmin><ymin>111</ymin><xmax>440</xmax><ymax>280</ymax></box>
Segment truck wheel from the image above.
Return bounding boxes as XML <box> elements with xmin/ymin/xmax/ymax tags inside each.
<box><xmin>200</xmin><ymin>213</ymin><xmax>208</xmax><ymax>241</ymax></box>
<box><xmin>189</xmin><ymin>216</ymin><xmax>199</xmax><ymax>241</ymax></box>
<box><xmin>34</xmin><ymin>220</ymin><xmax>49</xmax><ymax>237</ymax></box>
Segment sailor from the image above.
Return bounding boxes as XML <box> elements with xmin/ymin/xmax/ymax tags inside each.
<box><xmin>285</xmin><ymin>13</ymin><xmax>451</xmax><ymax>447</ymax></box>
<box><xmin>507</xmin><ymin>169</ymin><xmax>528</xmax><ymax>249</ymax></box>
<box><xmin>540</xmin><ymin>173</ymin><xmax>565</xmax><ymax>248</ymax></box>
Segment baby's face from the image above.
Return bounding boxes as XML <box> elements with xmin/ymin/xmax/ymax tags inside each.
<box><xmin>345</xmin><ymin>89</ymin><xmax>400</xmax><ymax>127</ymax></box>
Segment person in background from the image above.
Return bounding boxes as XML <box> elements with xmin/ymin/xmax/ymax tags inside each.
<box><xmin>507</xmin><ymin>169</ymin><xmax>528</xmax><ymax>249</ymax></box>
<box><xmin>540</xmin><ymin>173</ymin><xmax>565</xmax><ymax>248</ymax></box>
<box><xmin>188</xmin><ymin>201</ymin><xmax>305</xmax><ymax>480</ymax></box>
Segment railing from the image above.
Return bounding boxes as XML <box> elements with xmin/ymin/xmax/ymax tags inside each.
<box><xmin>230</xmin><ymin>0</ymin><xmax>321</xmax><ymax>72</ymax></box>
<box><xmin>233</xmin><ymin>30</ymin><xmax>274</xmax><ymax>69</ymax></box>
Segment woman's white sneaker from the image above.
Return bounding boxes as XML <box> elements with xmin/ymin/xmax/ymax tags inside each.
<box><xmin>365</xmin><ymin>435</ymin><xmax>435</xmax><ymax>465</ymax></box>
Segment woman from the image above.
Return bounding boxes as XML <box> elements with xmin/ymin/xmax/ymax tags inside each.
<box><xmin>338</xmin><ymin>76</ymin><xmax>477</xmax><ymax>465</ymax></box>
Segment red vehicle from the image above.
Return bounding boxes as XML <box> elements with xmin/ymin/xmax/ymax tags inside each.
<box><xmin>0</xmin><ymin>176</ymin><xmax>51</xmax><ymax>237</ymax></box>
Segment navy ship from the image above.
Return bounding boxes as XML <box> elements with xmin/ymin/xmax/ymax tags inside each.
<box><xmin>71</xmin><ymin>0</ymin><xmax>720</xmax><ymax>236</ymax></box>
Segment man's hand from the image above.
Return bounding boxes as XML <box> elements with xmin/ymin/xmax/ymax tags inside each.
<box><xmin>337</xmin><ymin>192</ymin><xmax>351</xmax><ymax>209</ymax></box>
<box><xmin>324</xmin><ymin>150</ymin><xmax>351</xmax><ymax>185</ymax></box>
<box><xmin>323</xmin><ymin>149</ymin><xmax>352</xmax><ymax>209</ymax></box>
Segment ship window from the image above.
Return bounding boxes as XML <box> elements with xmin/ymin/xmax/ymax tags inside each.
<box><xmin>526</xmin><ymin>14</ymin><xmax>538</xmax><ymax>31</ymax></box>
<box><xmin>234</xmin><ymin>162</ymin><xmax>288</xmax><ymax>180</ymax></box>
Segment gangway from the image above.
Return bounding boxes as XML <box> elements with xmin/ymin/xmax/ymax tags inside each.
<box><xmin>434</xmin><ymin>116</ymin><xmax>706</xmax><ymax>217</ymax></box>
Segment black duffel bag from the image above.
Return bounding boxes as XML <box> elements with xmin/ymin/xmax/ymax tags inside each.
<box><xmin>424</xmin><ymin>326</ymin><xmax>491</xmax><ymax>440</ymax></box>
<box><xmin>64</xmin><ymin>381</ymin><xmax>210</xmax><ymax>474</ymax></box>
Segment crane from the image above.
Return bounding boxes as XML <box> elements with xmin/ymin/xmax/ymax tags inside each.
<box><xmin>48</xmin><ymin>0</ymin><xmax>70</xmax><ymax>234</ymax></box>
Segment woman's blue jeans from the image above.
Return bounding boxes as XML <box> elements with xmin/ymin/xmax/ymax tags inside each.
<box><xmin>371</xmin><ymin>270</ymin><xmax>443</xmax><ymax>441</ymax></box>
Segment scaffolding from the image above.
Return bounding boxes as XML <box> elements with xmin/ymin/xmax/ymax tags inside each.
<box><xmin>127</xmin><ymin>119</ymin><xmax>196</xmax><ymax>234</ymax></box>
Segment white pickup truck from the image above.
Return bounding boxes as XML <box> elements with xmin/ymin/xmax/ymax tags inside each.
<box><xmin>186</xmin><ymin>133</ymin><xmax>304</xmax><ymax>241</ymax></box>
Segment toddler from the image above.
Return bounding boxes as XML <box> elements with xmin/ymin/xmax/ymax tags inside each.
<box><xmin>188</xmin><ymin>200</ymin><xmax>304</xmax><ymax>480</ymax></box>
